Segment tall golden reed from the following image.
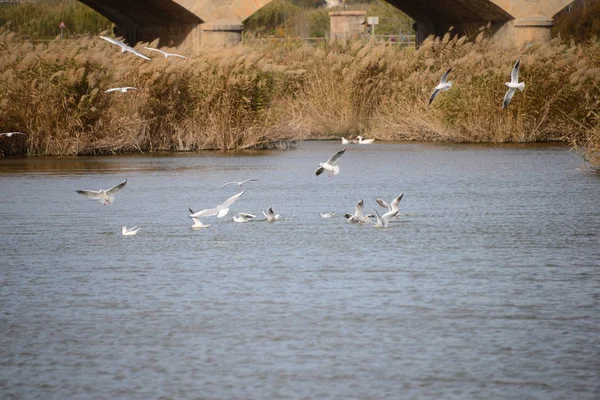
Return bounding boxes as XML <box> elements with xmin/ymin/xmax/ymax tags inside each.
<box><xmin>1</xmin><ymin>31</ymin><xmax>599</xmax><ymax>170</ymax></box>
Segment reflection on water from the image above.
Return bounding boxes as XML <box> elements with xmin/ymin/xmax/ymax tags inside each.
<box><xmin>1</xmin><ymin>141</ymin><xmax>599</xmax><ymax>399</ymax></box>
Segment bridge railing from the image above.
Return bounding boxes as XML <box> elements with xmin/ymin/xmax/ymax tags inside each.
<box><xmin>245</xmin><ymin>34</ymin><xmax>415</xmax><ymax>47</ymax></box>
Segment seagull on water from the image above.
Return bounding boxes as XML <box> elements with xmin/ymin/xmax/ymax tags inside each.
<box><xmin>122</xmin><ymin>226</ymin><xmax>141</xmax><ymax>236</ymax></box>
<box><xmin>143</xmin><ymin>47</ymin><xmax>189</xmax><ymax>59</ymax></box>
<box><xmin>345</xmin><ymin>199</ymin><xmax>374</xmax><ymax>224</ymax></box>
<box><xmin>0</xmin><ymin>132</ymin><xmax>26</xmax><ymax>138</ymax></box>
<box><xmin>502</xmin><ymin>57</ymin><xmax>525</xmax><ymax>110</ymax></box>
<box><xmin>263</xmin><ymin>207</ymin><xmax>281</xmax><ymax>222</ymax></box>
<box><xmin>374</xmin><ymin>209</ymin><xmax>399</xmax><ymax>228</ymax></box>
<box><xmin>316</xmin><ymin>148</ymin><xmax>346</xmax><ymax>178</ymax></box>
<box><xmin>341</xmin><ymin>137</ymin><xmax>357</xmax><ymax>144</ymax></box>
<box><xmin>75</xmin><ymin>179</ymin><xmax>127</xmax><ymax>205</ymax></box>
<box><xmin>357</xmin><ymin>136</ymin><xmax>375</xmax><ymax>144</ymax></box>
<box><xmin>233</xmin><ymin>213</ymin><xmax>256</xmax><ymax>223</ymax></box>
<box><xmin>429</xmin><ymin>66</ymin><xmax>453</xmax><ymax>105</ymax></box>
<box><xmin>105</xmin><ymin>87</ymin><xmax>138</xmax><ymax>93</ymax></box>
<box><xmin>187</xmin><ymin>208</ymin><xmax>211</xmax><ymax>228</ymax></box>
<box><xmin>319</xmin><ymin>211</ymin><xmax>336</xmax><ymax>218</ymax></box>
<box><xmin>376</xmin><ymin>193</ymin><xmax>404</xmax><ymax>220</ymax></box>
<box><xmin>189</xmin><ymin>191</ymin><xmax>244</xmax><ymax>219</ymax></box>
<box><xmin>219</xmin><ymin>179</ymin><xmax>258</xmax><ymax>188</ymax></box>
<box><xmin>99</xmin><ymin>36</ymin><xmax>151</xmax><ymax>61</ymax></box>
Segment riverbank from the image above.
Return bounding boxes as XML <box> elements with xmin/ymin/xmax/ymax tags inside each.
<box><xmin>0</xmin><ymin>32</ymin><xmax>599</xmax><ymax>169</ymax></box>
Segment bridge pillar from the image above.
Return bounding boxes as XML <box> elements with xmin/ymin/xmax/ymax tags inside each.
<box><xmin>201</xmin><ymin>19</ymin><xmax>244</xmax><ymax>48</ymax></box>
<box><xmin>136</xmin><ymin>24</ymin><xmax>202</xmax><ymax>53</ymax></box>
<box><xmin>513</xmin><ymin>16</ymin><xmax>553</xmax><ymax>47</ymax></box>
<box><xmin>329</xmin><ymin>10</ymin><xmax>367</xmax><ymax>40</ymax></box>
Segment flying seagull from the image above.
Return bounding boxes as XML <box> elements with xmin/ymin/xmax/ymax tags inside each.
<box><xmin>105</xmin><ymin>87</ymin><xmax>138</xmax><ymax>93</ymax></box>
<box><xmin>233</xmin><ymin>213</ymin><xmax>256</xmax><ymax>223</ymax></box>
<box><xmin>316</xmin><ymin>148</ymin><xmax>346</xmax><ymax>177</ymax></box>
<box><xmin>0</xmin><ymin>132</ymin><xmax>26</xmax><ymax>138</ymax></box>
<box><xmin>189</xmin><ymin>191</ymin><xmax>244</xmax><ymax>219</ymax></box>
<box><xmin>502</xmin><ymin>57</ymin><xmax>525</xmax><ymax>110</ymax></box>
<box><xmin>187</xmin><ymin>208</ymin><xmax>211</xmax><ymax>229</ymax></box>
<box><xmin>75</xmin><ymin>179</ymin><xmax>127</xmax><ymax>205</ymax></box>
<box><xmin>429</xmin><ymin>66</ymin><xmax>453</xmax><ymax>105</ymax></box>
<box><xmin>219</xmin><ymin>179</ymin><xmax>258</xmax><ymax>188</ymax></box>
<box><xmin>263</xmin><ymin>207</ymin><xmax>281</xmax><ymax>222</ymax></box>
<box><xmin>122</xmin><ymin>226</ymin><xmax>141</xmax><ymax>236</ymax></box>
<box><xmin>143</xmin><ymin>47</ymin><xmax>189</xmax><ymax>59</ymax></box>
<box><xmin>376</xmin><ymin>193</ymin><xmax>404</xmax><ymax>221</ymax></box>
<box><xmin>345</xmin><ymin>199</ymin><xmax>374</xmax><ymax>225</ymax></box>
<box><xmin>99</xmin><ymin>36</ymin><xmax>151</xmax><ymax>61</ymax></box>
<box><xmin>374</xmin><ymin>209</ymin><xmax>399</xmax><ymax>228</ymax></box>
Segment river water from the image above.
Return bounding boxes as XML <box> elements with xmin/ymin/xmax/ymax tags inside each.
<box><xmin>1</xmin><ymin>141</ymin><xmax>599</xmax><ymax>399</ymax></box>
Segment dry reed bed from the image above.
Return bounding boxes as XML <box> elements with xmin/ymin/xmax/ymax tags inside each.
<box><xmin>0</xmin><ymin>32</ymin><xmax>599</xmax><ymax>168</ymax></box>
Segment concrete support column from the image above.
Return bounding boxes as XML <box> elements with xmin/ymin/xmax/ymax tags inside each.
<box><xmin>513</xmin><ymin>16</ymin><xmax>553</xmax><ymax>47</ymax></box>
<box><xmin>201</xmin><ymin>19</ymin><xmax>244</xmax><ymax>48</ymax></box>
<box><xmin>414</xmin><ymin>22</ymin><xmax>436</xmax><ymax>46</ymax></box>
<box><xmin>329</xmin><ymin>10</ymin><xmax>367</xmax><ymax>40</ymax></box>
<box><xmin>137</xmin><ymin>24</ymin><xmax>202</xmax><ymax>54</ymax></box>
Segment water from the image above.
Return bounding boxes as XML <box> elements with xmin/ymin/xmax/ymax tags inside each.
<box><xmin>1</xmin><ymin>141</ymin><xmax>599</xmax><ymax>399</ymax></box>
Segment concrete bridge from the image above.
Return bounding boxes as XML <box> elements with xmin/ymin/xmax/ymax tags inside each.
<box><xmin>77</xmin><ymin>0</ymin><xmax>575</xmax><ymax>52</ymax></box>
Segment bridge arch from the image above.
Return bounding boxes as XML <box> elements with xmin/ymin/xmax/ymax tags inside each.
<box><xmin>78</xmin><ymin>0</ymin><xmax>576</xmax><ymax>50</ymax></box>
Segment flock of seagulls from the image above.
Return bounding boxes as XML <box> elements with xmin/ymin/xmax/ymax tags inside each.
<box><xmin>428</xmin><ymin>58</ymin><xmax>525</xmax><ymax>109</ymax></box>
<box><xmin>98</xmin><ymin>36</ymin><xmax>188</xmax><ymax>96</ymax></box>
<box><xmin>72</xmin><ymin>143</ymin><xmax>408</xmax><ymax>235</ymax></box>
<box><xmin>1</xmin><ymin>46</ymin><xmax>526</xmax><ymax>149</ymax></box>
<box><xmin>5</xmin><ymin>37</ymin><xmax>527</xmax><ymax>231</ymax></box>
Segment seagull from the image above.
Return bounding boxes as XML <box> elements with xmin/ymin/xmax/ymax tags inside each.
<box><xmin>105</xmin><ymin>87</ymin><xmax>138</xmax><ymax>93</ymax></box>
<box><xmin>219</xmin><ymin>179</ymin><xmax>258</xmax><ymax>188</ymax></box>
<box><xmin>121</xmin><ymin>226</ymin><xmax>141</xmax><ymax>236</ymax></box>
<box><xmin>316</xmin><ymin>148</ymin><xmax>346</xmax><ymax>177</ymax></box>
<box><xmin>502</xmin><ymin>57</ymin><xmax>525</xmax><ymax>110</ymax></box>
<box><xmin>187</xmin><ymin>208</ymin><xmax>211</xmax><ymax>229</ymax></box>
<box><xmin>99</xmin><ymin>35</ymin><xmax>151</xmax><ymax>61</ymax></box>
<box><xmin>143</xmin><ymin>47</ymin><xmax>189</xmax><ymax>59</ymax></box>
<box><xmin>376</xmin><ymin>193</ymin><xmax>404</xmax><ymax>220</ymax></box>
<box><xmin>429</xmin><ymin>66</ymin><xmax>453</xmax><ymax>105</ymax></box>
<box><xmin>374</xmin><ymin>209</ymin><xmax>399</xmax><ymax>228</ymax></box>
<box><xmin>357</xmin><ymin>136</ymin><xmax>375</xmax><ymax>144</ymax></box>
<box><xmin>0</xmin><ymin>132</ymin><xmax>26</xmax><ymax>138</ymax></box>
<box><xmin>189</xmin><ymin>191</ymin><xmax>244</xmax><ymax>219</ymax></box>
<box><xmin>345</xmin><ymin>199</ymin><xmax>373</xmax><ymax>224</ymax></box>
<box><xmin>263</xmin><ymin>207</ymin><xmax>280</xmax><ymax>222</ymax></box>
<box><xmin>75</xmin><ymin>179</ymin><xmax>127</xmax><ymax>205</ymax></box>
<box><xmin>319</xmin><ymin>212</ymin><xmax>336</xmax><ymax>218</ymax></box>
<box><xmin>233</xmin><ymin>213</ymin><xmax>256</xmax><ymax>223</ymax></box>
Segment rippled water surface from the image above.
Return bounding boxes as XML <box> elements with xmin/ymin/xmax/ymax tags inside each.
<box><xmin>1</xmin><ymin>141</ymin><xmax>599</xmax><ymax>399</ymax></box>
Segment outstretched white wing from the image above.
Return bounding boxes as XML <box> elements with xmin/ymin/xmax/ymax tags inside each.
<box><xmin>440</xmin><ymin>66</ymin><xmax>453</xmax><ymax>84</ymax></box>
<box><xmin>220</xmin><ymin>191</ymin><xmax>244</xmax><ymax>209</ymax></box>
<box><xmin>75</xmin><ymin>189</ymin><xmax>103</xmax><ymax>199</ymax></box>
<box><xmin>511</xmin><ymin>58</ymin><xmax>521</xmax><ymax>84</ymax></box>
<box><xmin>376</xmin><ymin>198</ymin><xmax>390</xmax><ymax>211</ymax></box>
<box><xmin>106</xmin><ymin>180</ymin><xmax>127</xmax><ymax>195</ymax></box>
<box><xmin>327</xmin><ymin>148</ymin><xmax>346</xmax><ymax>166</ymax></box>
<box><xmin>502</xmin><ymin>88</ymin><xmax>516</xmax><ymax>110</ymax></box>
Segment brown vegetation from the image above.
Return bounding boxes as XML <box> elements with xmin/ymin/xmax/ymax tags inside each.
<box><xmin>1</xmin><ymin>31</ymin><xmax>599</xmax><ymax>171</ymax></box>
